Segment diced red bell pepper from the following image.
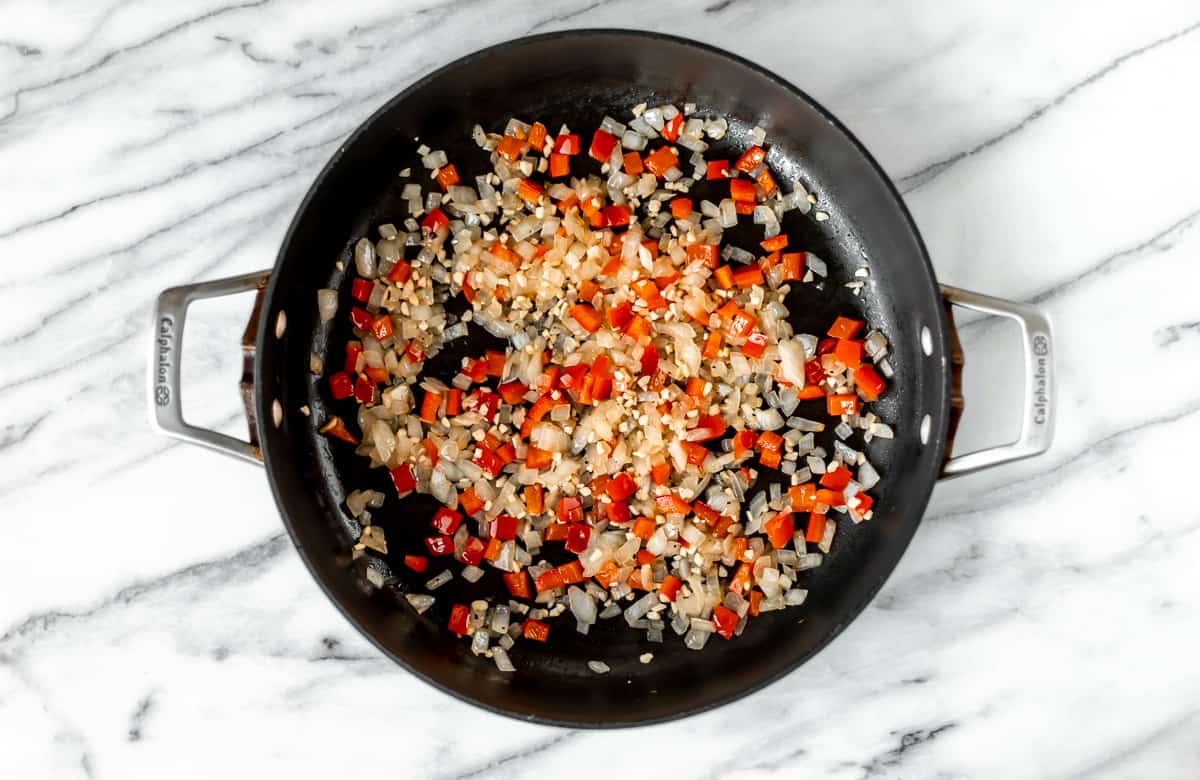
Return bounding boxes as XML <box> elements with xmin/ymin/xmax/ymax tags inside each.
<box><xmin>662</xmin><ymin>112</ymin><xmax>683</xmax><ymax>142</ymax></box>
<box><xmin>631</xmin><ymin>516</ymin><xmax>656</xmax><ymax>540</ymax></box>
<box><xmin>448</xmin><ymin>604</ymin><xmax>469</xmax><ymax>635</ymax></box>
<box><xmin>482</xmin><ymin>349</ymin><xmax>505</xmax><ymax>377</ymax></box>
<box><xmin>728</xmin><ymin>309</ymin><xmax>757</xmax><ymax>338</ymax></box>
<box><xmin>756</xmin><ymin>168</ymin><xmax>777</xmax><ymax>195</ymax></box>
<box><xmin>681</xmin><ymin>441</ymin><xmax>709</xmax><ymax>467</ymax></box>
<box><xmin>370</xmin><ymin>314</ymin><xmax>393</xmax><ymax>342</ymax></box>
<box><xmin>543</xmin><ymin>523</ymin><xmax>569</xmax><ymax>542</ymax></box>
<box><xmin>421</xmin><ymin>207</ymin><xmax>449</xmax><ymax>234</ymax></box>
<box><xmin>827</xmin><ymin>316</ymin><xmax>864</xmax><ymax>339</ymax></box>
<box><xmin>732</xmin><ymin>429</ymin><xmax>757</xmax><ymax>459</ymax></box>
<box><xmin>702</xmin><ymin>331</ymin><xmax>723</xmax><ymax>359</ymax></box>
<box><xmin>557</xmin><ymin>560</ymin><xmax>585</xmax><ymax>585</ymax></box>
<box><xmin>462</xmin><ymin>357</ymin><xmax>487</xmax><ymax>384</ymax></box>
<box><xmin>855</xmin><ymin>365</ymin><xmax>886</xmax><ymax>401</ymax></box>
<box><xmin>497</xmin><ymin>381</ymin><xmax>529</xmax><ymax>405</ymax></box>
<box><xmin>442</xmin><ymin>387</ymin><xmax>462</xmax><ymax>417</ymax></box>
<box><xmin>657</xmin><ymin>574</ymin><xmax>681</xmax><ymax>602</ymax></box>
<box><xmin>604</xmin><ymin>499</ymin><xmax>631</xmax><ymax>525</ymax></box>
<box><xmin>607</xmin><ymin>472</ymin><xmax>637</xmax><ymax>501</ymax></box>
<box><xmin>735</xmin><ymin>200</ymin><xmax>756</xmax><ymax>215</ymax></box>
<box><xmin>806</xmin><ymin>512</ymin><xmax>827</xmax><ymax>543</ymax></box>
<box><xmin>692</xmin><ymin>501</ymin><xmax>720</xmax><ymax>526</ymax></box>
<box><xmin>431</xmin><ymin>507</ymin><xmax>463</xmax><ymax>535</ymax></box>
<box><xmin>425</xmin><ymin>535</ymin><xmax>454</xmax><ymax>556</ymax></box>
<box><xmin>419</xmin><ymin>390</ymin><xmax>442</xmax><ymax>423</ymax></box>
<box><xmin>634</xmin><ymin>279</ymin><xmax>667</xmax><ymax>310</ymax></box>
<box><xmin>602</xmin><ymin>204</ymin><xmax>631</xmax><ymax>227</ymax></box>
<box><xmin>730</xmin><ymin>178</ymin><xmax>756</xmax><ymax>203</ymax></box>
<box><xmin>403</xmin><ymin>555</ymin><xmax>428</xmax><ymax>573</ymax></box>
<box><xmin>732</xmin><ymin>264</ymin><xmax>765</xmax><ymax>289</ymax></box>
<box><xmin>548</xmin><ymin>151</ymin><xmax>570</xmax><ymax>177</ymax></box>
<box><xmin>757</xmin><ymin>430</ymin><xmax>783</xmax><ymax>469</ymax></box>
<box><xmin>458</xmin><ymin>536</ymin><xmax>485</xmax><ymax>566</ymax></box>
<box><xmin>328</xmin><ymin>371</ymin><xmax>354</xmax><ymax>400</ymax></box>
<box><xmin>712</xmin><ymin>604</ymin><xmax>738</xmax><ymax>639</ymax></box>
<box><xmin>569</xmin><ymin>303</ymin><xmax>602</xmax><ymax>333</ymax></box>
<box><xmin>729</xmin><ymin>561</ymin><xmax>753</xmax><ymax>596</ymax></box>
<box><xmin>781</xmin><ymin>252</ymin><xmax>805</xmax><ymax>281</ymax></box>
<box><xmin>388</xmin><ymin>258</ymin><xmax>413</xmax><ymax>283</ymax></box>
<box><xmin>534</xmin><ymin>567</ymin><xmax>563</xmax><ymax>592</ymax></box>
<box><xmin>474</xmin><ymin>390</ymin><xmax>500</xmax><ymax>422</ymax></box>
<box><xmin>344</xmin><ymin>342</ymin><xmax>363</xmax><ymax>375</ymax></box>
<box><xmin>706</xmin><ymin>159</ymin><xmax>730</xmax><ymax>179</ymax></box>
<box><xmin>517</xmin><ymin>178</ymin><xmax>544</xmax><ymax>204</ymax></box>
<box><xmin>651</xmin><ymin>461</ymin><xmax>670</xmax><ymax>485</ymax></box>
<box><xmin>504</xmin><ymin>570</ymin><xmax>532</xmax><ymax>599</ymax></box>
<box><xmin>556</xmin><ymin>495</ymin><xmax>584</xmax><ymax>523</ymax></box>
<box><xmin>523</xmin><ymin>445</ymin><xmax>553</xmax><ymax>471</ymax></box>
<box><xmin>351</xmin><ymin>278</ymin><xmax>373</xmax><ymax>302</ymax></box>
<box><xmin>483</xmin><ymin>537</ymin><xmax>503</xmax><ymax>562</ymax></box>
<box><xmin>760</xmin><ymin>234</ymin><xmax>788</xmax><ymax>252</ymax></box>
<box><xmin>764</xmin><ymin>512</ymin><xmax>795</xmax><ymax>549</ymax></box>
<box><xmin>496</xmin><ymin>135</ymin><xmax>526</xmax><ymax>161</ymax></box>
<box><xmin>742</xmin><ymin>331</ymin><xmax>768</xmax><ymax>359</ymax></box>
<box><xmin>691</xmin><ymin>414</ymin><xmax>727</xmax><ymax>442</ymax></box>
<box><xmin>487</xmin><ymin>514</ymin><xmax>518</xmax><ymax>542</ymax></box>
<box><xmin>735</xmin><ymin>145</ymin><xmax>767</xmax><ymax>173</ymax></box>
<box><xmin>459</xmin><ymin>487</ymin><xmax>484</xmax><ymax>516</ymax></box>
<box><xmin>554</xmin><ymin>133</ymin><xmax>581</xmax><ymax>155</ymax></box>
<box><xmin>473</xmin><ymin>444</ymin><xmax>503</xmax><ymax>476</ymax></box>
<box><xmin>565</xmin><ymin>523</ymin><xmax>592</xmax><ymax>553</ymax></box>
<box><xmin>589</xmin><ymin>129</ymin><xmax>619</xmax><ymax>161</ymax></box>
<box><xmin>654</xmin><ymin>493</ymin><xmax>692</xmax><ymax>516</ymax></box>
<box><xmin>805</xmin><ymin>359</ymin><xmax>826</xmax><ymax>387</ymax></box>
<box><xmin>820</xmin><ymin>463</ymin><xmax>853</xmax><ymax>490</ymax></box>
<box><xmin>835</xmin><ymin>339</ymin><xmax>863</xmax><ymax>369</ymax></box>
<box><xmin>523</xmin><ymin>618</ymin><xmax>550</xmax><ymax>641</ymax></box>
<box><xmin>827</xmin><ymin>394</ymin><xmax>859</xmax><ymax>417</ymax></box>
<box><xmin>353</xmin><ymin>374</ymin><xmax>376</xmax><ymax>404</ymax></box>
<box><xmin>524</xmin><ymin>485</ymin><xmax>544</xmax><ymax>515</ymax></box>
<box><xmin>852</xmin><ymin>492</ymin><xmax>874</xmax><ymax>516</ymax></box>
<box><xmin>527</xmin><ymin>121</ymin><xmax>548</xmax><ymax>150</ymax></box>
<box><xmin>639</xmin><ymin>343</ymin><xmax>660</xmax><ymax>377</ymax></box>
<box><xmin>435</xmin><ymin>163</ymin><xmax>460</xmax><ymax>190</ymax></box>
<box><xmin>816</xmin><ymin>488</ymin><xmax>846</xmax><ymax>508</ymax></box>
<box><xmin>644</xmin><ymin>146</ymin><xmax>679</xmax><ymax>177</ymax></box>
<box><xmin>624</xmin><ymin>314</ymin><xmax>652</xmax><ymax>342</ymax></box>
<box><xmin>687</xmin><ymin>243</ymin><xmax>720</xmax><ymax>269</ymax></box>
<box><xmin>558</xmin><ymin>363</ymin><xmax>589</xmax><ymax>393</ymax></box>
<box><xmin>606</xmin><ymin>301</ymin><xmax>633</xmax><ymax>331</ymax></box>
<box><xmin>390</xmin><ymin>463</ymin><xmax>416</xmax><ymax>497</ymax></box>
<box><xmin>623</xmin><ymin>151</ymin><xmax>644</xmax><ymax>175</ymax></box>
<box><xmin>671</xmin><ymin>197</ymin><xmax>693</xmax><ymax>219</ymax></box>
<box><xmin>789</xmin><ymin>483</ymin><xmax>817</xmax><ymax>511</ymax></box>
<box><xmin>349</xmin><ymin>306</ymin><xmax>373</xmax><ymax>332</ymax></box>
<box><xmin>713</xmin><ymin>265</ymin><xmax>735</xmax><ymax>290</ymax></box>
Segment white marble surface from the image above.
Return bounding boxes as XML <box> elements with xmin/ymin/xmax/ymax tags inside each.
<box><xmin>2</xmin><ymin>1</ymin><xmax>1199</xmax><ymax>777</ymax></box>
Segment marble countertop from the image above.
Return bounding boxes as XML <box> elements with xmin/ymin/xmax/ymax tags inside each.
<box><xmin>3</xmin><ymin>2</ymin><xmax>1198</xmax><ymax>777</ymax></box>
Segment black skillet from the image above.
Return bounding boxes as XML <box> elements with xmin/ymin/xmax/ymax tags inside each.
<box><xmin>150</xmin><ymin>30</ymin><xmax>1055</xmax><ymax>727</ymax></box>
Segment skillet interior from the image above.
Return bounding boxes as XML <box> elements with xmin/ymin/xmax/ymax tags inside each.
<box><xmin>256</xmin><ymin>30</ymin><xmax>950</xmax><ymax>726</ymax></box>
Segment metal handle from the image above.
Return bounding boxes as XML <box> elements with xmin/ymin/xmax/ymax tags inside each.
<box><xmin>939</xmin><ymin>285</ymin><xmax>1054</xmax><ymax>478</ymax></box>
<box><xmin>149</xmin><ymin>271</ymin><xmax>271</xmax><ymax>464</ymax></box>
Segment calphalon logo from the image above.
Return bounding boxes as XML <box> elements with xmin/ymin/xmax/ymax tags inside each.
<box><xmin>1031</xmin><ymin>332</ymin><xmax>1050</xmax><ymax>425</ymax></box>
<box><xmin>155</xmin><ymin>316</ymin><xmax>174</xmax><ymax>406</ymax></box>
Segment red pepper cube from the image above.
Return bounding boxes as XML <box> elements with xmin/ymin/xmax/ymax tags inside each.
<box><xmin>425</xmin><ymin>535</ymin><xmax>454</xmax><ymax>556</ymax></box>
<box><xmin>421</xmin><ymin>207</ymin><xmax>449</xmax><ymax>234</ymax></box>
<box><xmin>602</xmin><ymin>204</ymin><xmax>631</xmax><ymax>227</ymax></box>
<box><xmin>349</xmin><ymin>306</ymin><xmax>373</xmax><ymax>332</ymax></box>
<box><xmin>732</xmin><ymin>264</ymin><xmax>765</xmax><ymax>288</ymax></box>
<box><xmin>632</xmin><ymin>516</ymin><xmax>656</xmax><ymax>539</ymax></box>
<box><xmin>588</xmin><ymin>129</ymin><xmax>619</xmax><ymax>161</ymax></box>
<box><xmin>569</xmin><ymin>303</ymin><xmax>602</xmax><ymax>333</ymax></box>
<box><xmin>741</xmin><ymin>332</ymin><xmax>768</xmax><ymax>359</ymax></box>
<box><xmin>556</xmin><ymin>495</ymin><xmax>583</xmax><ymax>523</ymax></box>
<box><xmin>712</xmin><ymin>604</ymin><xmax>738</xmax><ymax>639</ymax></box>
<box><xmin>607</xmin><ymin>472</ymin><xmax>637</xmax><ymax>501</ymax></box>
<box><xmin>351</xmin><ymin>278</ymin><xmax>373</xmax><ymax>302</ymax></box>
<box><xmin>382</xmin><ymin>467</ymin><xmax>415</xmax><ymax>503</ymax></box>
<box><xmin>328</xmin><ymin>371</ymin><xmax>354</xmax><ymax>400</ymax></box>
<box><xmin>604</xmin><ymin>500</ymin><xmax>631</xmax><ymax>525</ymax></box>
<box><xmin>564</xmin><ymin>524</ymin><xmax>592</xmax><ymax>554</ymax></box>
<box><xmin>448</xmin><ymin>604</ymin><xmax>470</xmax><ymax>635</ymax></box>
<box><xmin>820</xmin><ymin>462</ymin><xmax>853</xmax><ymax>490</ymax></box>
<box><xmin>854</xmin><ymin>365</ymin><xmax>886</xmax><ymax>401</ymax></box>
<box><xmin>488</xmin><ymin>514</ymin><xmax>518</xmax><ymax>541</ymax></box>
<box><xmin>734</xmin><ymin>144</ymin><xmax>767</xmax><ymax>173</ymax></box>
<box><xmin>497</xmin><ymin>381</ymin><xmax>529</xmax><ymax>405</ymax></box>
<box><xmin>834</xmin><ymin>339</ymin><xmax>864</xmax><ymax>369</ymax></box>
<box><xmin>644</xmin><ymin>146</ymin><xmax>680</xmax><ymax>177</ymax></box>
<box><xmin>781</xmin><ymin>252</ymin><xmax>805</xmax><ymax>281</ymax></box>
<box><xmin>764</xmin><ymin>512</ymin><xmax>795</xmax><ymax>549</ymax></box>
<box><xmin>485</xmin><ymin>349</ymin><xmax>507</xmax><ymax>377</ymax></box>
<box><xmin>852</xmin><ymin>492</ymin><xmax>874</xmax><ymax>515</ymax></box>
<box><xmin>827</xmin><ymin>316</ymin><xmax>864</xmax><ymax>339</ymax></box>
<box><xmin>553</xmin><ymin>133</ymin><xmax>581</xmax><ymax>155</ymax></box>
<box><xmin>431</xmin><ymin>507</ymin><xmax>464</xmax><ymax>535</ymax></box>
<box><xmin>523</xmin><ymin>618</ymin><xmax>550</xmax><ymax>642</ymax></box>
<box><xmin>827</xmin><ymin>394</ymin><xmax>860</xmax><ymax>417</ymax></box>
<box><xmin>473</xmin><ymin>446</ymin><xmax>504</xmax><ymax>477</ymax></box>
<box><xmin>730</xmin><ymin>178</ymin><xmax>757</xmax><ymax>203</ymax></box>
<box><xmin>654</xmin><ymin>493</ymin><xmax>691</xmax><ymax>516</ymax></box>
<box><xmin>458</xmin><ymin>536</ymin><xmax>485</xmax><ymax>566</ymax></box>
<box><xmin>435</xmin><ymin>163</ymin><xmax>460</xmax><ymax>190</ymax></box>
<box><xmin>804</xmin><ymin>512</ymin><xmax>828</xmax><ymax>543</ymax></box>
<box><xmin>549</xmin><ymin>152</ymin><xmax>571</xmax><ymax>178</ymax></box>
<box><xmin>353</xmin><ymin>374</ymin><xmax>376</xmax><ymax>404</ymax></box>
<box><xmin>403</xmin><ymin>555</ymin><xmax>428</xmax><ymax>573</ymax></box>
<box><xmin>659</xmin><ymin>574</ymin><xmax>682</xmax><ymax>602</ymax></box>
<box><xmin>789</xmin><ymin>483</ymin><xmax>817</xmax><ymax>511</ymax></box>
<box><xmin>419</xmin><ymin>390</ymin><xmax>443</xmax><ymax>423</ymax></box>
<box><xmin>503</xmin><ymin>570</ymin><xmax>532</xmax><ymax>599</ymax></box>
<box><xmin>706</xmin><ymin>159</ymin><xmax>730</xmax><ymax>179</ymax></box>
<box><xmin>388</xmin><ymin>259</ymin><xmax>413</xmax><ymax>283</ymax></box>
<box><xmin>534</xmin><ymin>567</ymin><xmax>564</xmax><ymax>592</ymax></box>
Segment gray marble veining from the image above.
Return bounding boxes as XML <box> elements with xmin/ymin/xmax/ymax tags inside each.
<box><xmin>2</xmin><ymin>1</ymin><xmax>1198</xmax><ymax>777</ymax></box>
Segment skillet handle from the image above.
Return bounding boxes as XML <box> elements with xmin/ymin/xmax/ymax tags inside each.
<box><xmin>149</xmin><ymin>271</ymin><xmax>271</xmax><ymax>465</ymax></box>
<box><xmin>939</xmin><ymin>285</ymin><xmax>1054</xmax><ymax>478</ymax></box>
